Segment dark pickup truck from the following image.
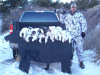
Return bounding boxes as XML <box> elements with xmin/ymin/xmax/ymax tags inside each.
<box><xmin>5</xmin><ymin>11</ymin><xmax>73</xmax><ymax>74</ymax></box>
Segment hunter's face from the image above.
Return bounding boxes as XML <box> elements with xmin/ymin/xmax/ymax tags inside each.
<box><xmin>71</xmin><ymin>6</ymin><xmax>77</xmax><ymax>13</ymax></box>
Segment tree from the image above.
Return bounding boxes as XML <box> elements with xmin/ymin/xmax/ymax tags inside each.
<box><xmin>51</xmin><ymin>1</ymin><xmax>59</xmax><ymax>8</ymax></box>
<box><xmin>0</xmin><ymin>0</ymin><xmax>27</xmax><ymax>13</ymax></box>
<box><xmin>4</xmin><ymin>0</ymin><xmax>27</xmax><ymax>8</ymax></box>
<box><xmin>88</xmin><ymin>0</ymin><xmax>98</xmax><ymax>8</ymax></box>
<box><xmin>76</xmin><ymin>0</ymin><xmax>89</xmax><ymax>10</ymax></box>
<box><xmin>76</xmin><ymin>0</ymin><xmax>99</xmax><ymax>10</ymax></box>
<box><xmin>37</xmin><ymin>0</ymin><xmax>51</xmax><ymax>7</ymax></box>
<box><xmin>64</xmin><ymin>2</ymin><xmax>70</xmax><ymax>9</ymax></box>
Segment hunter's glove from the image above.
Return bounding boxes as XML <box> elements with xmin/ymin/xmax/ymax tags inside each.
<box><xmin>62</xmin><ymin>10</ymin><xmax>66</xmax><ymax>14</ymax></box>
<box><xmin>81</xmin><ymin>32</ymin><xmax>85</xmax><ymax>38</ymax></box>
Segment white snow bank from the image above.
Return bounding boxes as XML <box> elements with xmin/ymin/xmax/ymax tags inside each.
<box><xmin>0</xmin><ymin>32</ymin><xmax>13</xmax><ymax>62</ymax></box>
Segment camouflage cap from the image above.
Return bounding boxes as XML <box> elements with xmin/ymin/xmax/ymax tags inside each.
<box><xmin>71</xmin><ymin>3</ymin><xmax>77</xmax><ymax>8</ymax></box>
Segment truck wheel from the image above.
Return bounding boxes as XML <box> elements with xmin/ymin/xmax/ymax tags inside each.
<box><xmin>13</xmin><ymin>49</ymin><xmax>20</xmax><ymax>61</ymax></box>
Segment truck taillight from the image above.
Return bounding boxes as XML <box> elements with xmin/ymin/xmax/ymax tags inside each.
<box><xmin>10</xmin><ymin>20</ymin><xmax>13</xmax><ymax>34</ymax></box>
<box><xmin>10</xmin><ymin>24</ymin><xmax>13</xmax><ymax>34</ymax></box>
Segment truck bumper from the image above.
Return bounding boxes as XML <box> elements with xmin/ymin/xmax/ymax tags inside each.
<box><xmin>4</xmin><ymin>31</ymin><xmax>20</xmax><ymax>49</ymax></box>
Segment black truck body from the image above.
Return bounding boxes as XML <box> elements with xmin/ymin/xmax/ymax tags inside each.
<box><xmin>5</xmin><ymin>11</ymin><xmax>73</xmax><ymax>74</ymax></box>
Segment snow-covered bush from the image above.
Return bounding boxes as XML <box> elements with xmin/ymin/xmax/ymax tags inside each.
<box><xmin>83</xmin><ymin>27</ymin><xmax>100</xmax><ymax>64</ymax></box>
<box><xmin>95</xmin><ymin>47</ymin><xmax>100</xmax><ymax>65</ymax></box>
<box><xmin>1</xmin><ymin>7</ymin><xmax>23</xmax><ymax>32</ymax></box>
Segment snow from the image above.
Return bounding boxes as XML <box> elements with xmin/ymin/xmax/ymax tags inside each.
<box><xmin>0</xmin><ymin>32</ymin><xmax>100</xmax><ymax>75</ymax></box>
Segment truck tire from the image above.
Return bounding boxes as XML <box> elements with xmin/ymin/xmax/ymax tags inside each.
<box><xmin>13</xmin><ymin>49</ymin><xmax>20</xmax><ymax>61</ymax></box>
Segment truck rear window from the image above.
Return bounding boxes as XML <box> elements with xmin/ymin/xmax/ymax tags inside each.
<box><xmin>19</xmin><ymin>12</ymin><xmax>58</xmax><ymax>22</ymax></box>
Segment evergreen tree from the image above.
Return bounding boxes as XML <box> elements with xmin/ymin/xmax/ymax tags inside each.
<box><xmin>37</xmin><ymin>0</ymin><xmax>51</xmax><ymax>7</ymax></box>
<box><xmin>88</xmin><ymin>0</ymin><xmax>98</xmax><ymax>8</ymax></box>
<box><xmin>64</xmin><ymin>2</ymin><xmax>70</xmax><ymax>9</ymax></box>
<box><xmin>0</xmin><ymin>0</ymin><xmax>26</xmax><ymax>13</ymax></box>
<box><xmin>76</xmin><ymin>0</ymin><xmax>89</xmax><ymax>10</ymax></box>
<box><xmin>3</xmin><ymin>0</ymin><xmax>25</xmax><ymax>8</ymax></box>
<box><xmin>51</xmin><ymin>1</ymin><xmax>59</xmax><ymax>8</ymax></box>
<box><xmin>76</xmin><ymin>0</ymin><xmax>99</xmax><ymax>10</ymax></box>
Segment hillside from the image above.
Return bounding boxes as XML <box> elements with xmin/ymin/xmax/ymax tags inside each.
<box><xmin>83</xmin><ymin>4</ymin><xmax>100</xmax><ymax>53</ymax></box>
<box><xmin>82</xmin><ymin>4</ymin><xmax>100</xmax><ymax>31</ymax></box>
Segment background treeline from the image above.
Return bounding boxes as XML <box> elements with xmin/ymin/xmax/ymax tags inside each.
<box><xmin>76</xmin><ymin>0</ymin><xmax>99</xmax><ymax>10</ymax></box>
<box><xmin>0</xmin><ymin>0</ymin><xmax>99</xmax><ymax>13</ymax></box>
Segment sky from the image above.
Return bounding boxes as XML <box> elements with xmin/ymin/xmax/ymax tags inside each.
<box><xmin>52</xmin><ymin>0</ymin><xmax>72</xmax><ymax>3</ymax></box>
<box><xmin>27</xmin><ymin>0</ymin><xmax>72</xmax><ymax>3</ymax></box>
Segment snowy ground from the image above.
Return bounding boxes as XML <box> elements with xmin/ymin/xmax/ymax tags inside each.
<box><xmin>0</xmin><ymin>32</ymin><xmax>100</xmax><ymax>75</ymax></box>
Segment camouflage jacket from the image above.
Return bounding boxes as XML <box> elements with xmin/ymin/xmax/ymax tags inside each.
<box><xmin>64</xmin><ymin>11</ymin><xmax>87</xmax><ymax>38</ymax></box>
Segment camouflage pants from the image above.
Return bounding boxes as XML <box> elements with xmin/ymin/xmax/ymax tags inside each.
<box><xmin>72</xmin><ymin>36</ymin><xmax>84</xmax><ymax>62</ymax></box>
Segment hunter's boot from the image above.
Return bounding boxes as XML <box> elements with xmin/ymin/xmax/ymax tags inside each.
<box><xmin>79</xmin><ymin>62</ymin><xmax>85</xmax><ymax>69</ymax></box>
